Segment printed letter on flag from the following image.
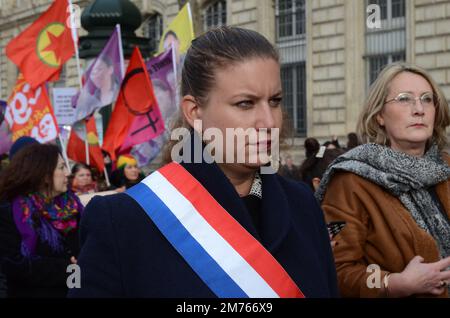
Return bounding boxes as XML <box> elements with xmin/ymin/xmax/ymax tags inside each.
<box><xmin>5</xmin><ymin>74</ymin><xmax>60</xmax><ymax>143</ymax></box>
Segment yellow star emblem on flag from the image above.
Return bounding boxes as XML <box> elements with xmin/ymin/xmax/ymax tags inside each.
<box><xmin>36</xmin><ymin>22</ymin><xmax>66</xmax><ymax>67</ymax></box>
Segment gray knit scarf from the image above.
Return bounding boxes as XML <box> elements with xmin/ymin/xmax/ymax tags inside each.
<box><xmin>316</xmin><ymin>143</ymin><xmax>450</xmax><ymax>262</ymax></box>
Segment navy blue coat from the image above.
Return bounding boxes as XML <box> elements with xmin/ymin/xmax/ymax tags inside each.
<box><xmin>0</xmin><ymin>264</ymin><xmax>6</xmax><ymax>298</ymax></box>
<box><xmin>69</xmin><ymin>160</ymin><xmax>338</xmax><ymax>298</ymax></box>
<box><xmin>0</xmin><ymin>201</ymin><xmax>80</xmax><ymax>298</ymax></box>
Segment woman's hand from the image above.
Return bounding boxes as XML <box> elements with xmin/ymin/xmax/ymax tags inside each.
<box><xmin>388</xmin><ymin>256</ymin><xmax>450</xmax><ymax>297</ymax></box>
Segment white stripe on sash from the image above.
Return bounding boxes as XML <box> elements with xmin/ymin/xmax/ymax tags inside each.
<box><xmin>142</xmin><ymin>172</ymin><xmax>279</xmax><ymax>298</ymax></box>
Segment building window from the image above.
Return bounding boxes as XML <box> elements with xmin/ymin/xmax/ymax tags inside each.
<box><xmin>276</xmin><ymin>1</ymin><xmax>307</xmax><ymax>135</ymax></box>
<box><xmin>203</xmin><ymin>0</ymin><xmax>227</xmax><ymax>31</ymax></box>
<box><xmin>368</xmin><ymin>0</ymin><xmax>405</xmax><ymax>21</ymax></box>
<box><xmin>368</xmin><ymin>52</ymin><xmax>405</xmax><ymax>84</ymax></box>
<box><xmin>146</xmin><ymin>13</ymin><xmax>163</xmax><ymax>54</ymax></box>
<box><xmin>391</xmin><ymin>0</ymin><xmax>406</xmax><ymax>18</ymax></box>
<box><xmin>366</xmin><ymin>0</ymin><xmax>406</xmax><ymax>86</ymax></box>
<box><xmin>15</xmin><ymin>0</ymin><xmax>25</xmax><ymax>8</ymax></box>
<box><xmin>276</xmin><ymin>0</ymin><xmax>306</xmax><ymax>40</ymax></box>
<box><xmin>369</xmin><ymin>0</ymin><xmax>387</xmax><ymax>20</ymax></box>
<box><xmin>281</xmin><ymin>63</ymin><xmax>306</xmax><ymax>136</ymax></box>
<box><xmin>368</xmin><ymin>55</ymin><xmax>388</xmax><ymax>85</ymax></box>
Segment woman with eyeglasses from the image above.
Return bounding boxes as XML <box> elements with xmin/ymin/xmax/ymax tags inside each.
<box><xmin>316</xmin><ymin>63</ymin><xmax>450</xmax><ymax>298</ymax></box>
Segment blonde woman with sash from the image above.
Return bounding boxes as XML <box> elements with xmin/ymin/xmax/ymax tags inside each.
<box><xmin>70</xmin><ymin>27</ymin><xmax>338</xmax><ymax>298</ymax></box>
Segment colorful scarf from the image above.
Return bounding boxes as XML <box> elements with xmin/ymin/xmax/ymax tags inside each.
<box><xmin>12</xmin><ymin>191</ymin><xmax>83</xmax><ymax>257</ymax></box>
<box><xmin>316</xmin><ymin>143</ymin><xmax>450</xmax><ymax>263</ymax></box>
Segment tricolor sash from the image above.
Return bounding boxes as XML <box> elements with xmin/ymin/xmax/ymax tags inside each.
<box><xmin>126</xmin><ymin>162</ymin><xmax>305</xmax><ymax>298</ymax></box>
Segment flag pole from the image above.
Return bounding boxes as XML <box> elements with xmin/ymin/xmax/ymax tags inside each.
<box><xmin>68</xmin><ymin>0</ymin><xmax>90</xmax><ymax>165</ymax></box>
<box><xmin>171</xmin><ymin>42</ymin><xmax>179</xmax><ymax>111</ymax></box>
<box><xmin>58</xmin><ymin>133</ymin><xmax>71</xmax><ymax>171</ymax></box>
<box><xmin>103</xmin><ymin>167</ymin><xmax>111</xmax><ymax>187</ymax></box>
<box><xmin>116</xmin><ymin>24</ymin><xmax>125</xmax><ymax>79</ymax></box>
<box><xmin>84</xmin><ymin>119</ymin><xmax>90</xmax><ymax>165</ymax></box>
<box><xmin>68</xmin><ymin>0</ymin><xmax>83</xmax><ymax>90</ymax></box>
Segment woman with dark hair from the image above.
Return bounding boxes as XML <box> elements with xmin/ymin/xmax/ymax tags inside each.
<box><xmin>298</xmin><ymin>148</ymin><xmax>344</xmax><ymax>192</ymax></box>
<box><xmin>0</xmin><ymin>144</ymin><xmax>83</xmax><ymax>297</ymax></box>
<box><xmin>304</xmin><ymin>137</ymin><xmax>320</xmax><ymax>159</ymax></box>
<box><xmin>345</xmin><ymin>132</ymin><xmax>360</xmax><ymax>151</ymax></box>
<box><xmin>73</xmin><ymin>55</ymin><xmax>121</xmax><ymax>121</ymax></box>
<box><xmin>110</xmin><ymin>154</ymin><xmax>145</xmax><ymax>190</ymax></box>
<box><xmin>70</xmin><ymin>26</ymin><xmax>338</xmax><ymax>298</ymax></box>
<box><xmin>163</xmin><ymin>30</ymin><xmax>180</xmax><ymax>57</ymax></box>
<box><xmin>89</xmin><ymin>55</ymin><xmax>120</xmax><ymax>105</ymax></box>
<box><xmin>70</xmin><ymin>163</ymin><xmax>98</xmax><ymax>195</ymax></box>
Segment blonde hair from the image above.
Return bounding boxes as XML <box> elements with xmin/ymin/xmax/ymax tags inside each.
<box><xmin>357</xmin><ymin>62</ymin><xmax>450</xmax><ymax>150</ymax></box>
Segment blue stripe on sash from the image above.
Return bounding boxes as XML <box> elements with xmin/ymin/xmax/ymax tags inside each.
<box><xmin>126</xmin><ymin>183</ymin><xmax>248</xmax><ymax>298</ymax></box>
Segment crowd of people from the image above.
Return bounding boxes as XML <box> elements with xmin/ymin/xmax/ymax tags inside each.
<box><xmin>278</xmin><ymin>133</ymin><xmax>359</xmax><ymax>188</ymax></box>
<box><xmin>0</xmin><ymin>26</ymin><xmax>449</xmax><ymax>298</ymax></box>
<box><xmin>0</xmin><ymin>137</ymin><xmax>146</xmax><ymax>297</ymax></box>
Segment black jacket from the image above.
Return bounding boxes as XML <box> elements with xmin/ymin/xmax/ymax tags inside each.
<box><xmin>0</xmin><ymin>263</ymin><xmax>6</xmax><ymax>298</ymax></box>
<box><xmin>69</xmin><ymin>159</ymin><xmax>338</xmax><ymax>298</ymax></box>
<box><xmin>0</xmin><ymin>202</ymin><xmax>80</xmax><ymax>298</ymax></box>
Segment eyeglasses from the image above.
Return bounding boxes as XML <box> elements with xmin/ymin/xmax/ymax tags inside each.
<box><xmin>385</xmin><ymin>92</ymin><xmax>436</xmax><ymax>108</ymax></box>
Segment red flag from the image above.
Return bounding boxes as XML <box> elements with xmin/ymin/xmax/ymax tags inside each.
<box><xmin>5</xmin><ymin>0</ymin><xmax>74</xmax><ymax>88</ymax></box>
<box><xmin>102</xmin><ymin>47</ymin><xmax>164</xmax><ymax>160</ymax></box>
<box><xmin>5</xmin><ymin>74</ymin><xmax>60</xmax><ymax>143</ymax></box>
<box><xmin>67</xmin><ymin>116</ymin><xmax>105</xmax><ymax>173</ymax></box>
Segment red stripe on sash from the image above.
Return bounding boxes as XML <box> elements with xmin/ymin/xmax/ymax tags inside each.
<box><xmin>158</xmin><ymin>162</ymin><xmax>304</xmax><ymax>298</ymax></box>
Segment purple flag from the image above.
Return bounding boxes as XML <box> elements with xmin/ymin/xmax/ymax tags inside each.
<box><xmin>146</xmin><ymin>47</ymin><xmax>177</xmax><ymax>126</ymax></box>
<box><xmin>0</xmin><ymin>100</ymin><xmax>13</xmax><ymax>155</ymax></box>
<box><xmin>72</xmin><ymin>24</ymin><xmax>124</xmax><ymax>123</ymax></box>
<box><xmin>131</xmin><ymin>47</ymin><xmax>177</xmax><ymax>167</ymax></box>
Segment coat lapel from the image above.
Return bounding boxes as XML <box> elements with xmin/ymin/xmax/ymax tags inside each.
<box><xmin>435</xmin><ymin>180</ymin><xmax>450</xmax><ymax>218</ymax></box>
<box><xmin>259</xmin><ymin>173</ymin><xmax>292</xmax><ymax>252</ymax></box>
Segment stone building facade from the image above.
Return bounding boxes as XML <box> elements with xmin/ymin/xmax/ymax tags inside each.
<box><xmin>1</xmin><ymin>0</ymin><xmax>449</xmax><ymax>161</ymax></box>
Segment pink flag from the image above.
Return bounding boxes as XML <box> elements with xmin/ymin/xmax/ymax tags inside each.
<box><xmin>102</xmin><ymin>46</ymin><xmax>164</xmax><ymax>160</ymax></box>
<box><xmin>119</xmin><ymin>108</ymin><xmax>165</xmax><ymax>152</ymax></box>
